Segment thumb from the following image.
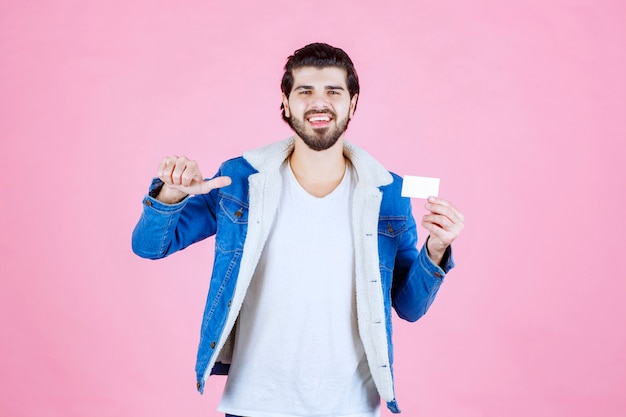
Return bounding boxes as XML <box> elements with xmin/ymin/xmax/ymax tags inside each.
<box><xmin>195</xmin><ymin>176</ymin><xmax>232</xmax><ymax>194</ymax></box>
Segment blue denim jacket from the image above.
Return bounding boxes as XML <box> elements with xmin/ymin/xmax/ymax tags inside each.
<box><xmin>132</xmin><ymin>138</ymin><xmax>454</xmax><ymax>413</ymax></box>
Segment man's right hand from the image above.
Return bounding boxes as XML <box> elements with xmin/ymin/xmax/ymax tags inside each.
<box><xmin>155</xmin><ymin>156</ymin><xmax>232</xmax><ymax>204</ymax></box>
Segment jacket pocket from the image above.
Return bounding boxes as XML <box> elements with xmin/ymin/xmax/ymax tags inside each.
<box><xmin>377</xmin><ymin>216</ymin><xmax>407</xmax><ymax>270</ymax></box>
<box><xmin>215</xmin><ymin>196</ymin><xmax>249</xmax><ymax>252</ymax></box>
<box><xmin>219</xmin><ymin>196</ymin><xmax>249</xmax><ymax>224</ymax></box>
<box><xmin>378</xmin><ymin>217</ymin><xmax>407</xmax><ymax>238</ymax></box>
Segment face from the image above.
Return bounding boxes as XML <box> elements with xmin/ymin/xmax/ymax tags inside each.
<box><xmin>282</xmin><ymin>66</ymin><xmax>358</xmax><ymax>151</ymax></box>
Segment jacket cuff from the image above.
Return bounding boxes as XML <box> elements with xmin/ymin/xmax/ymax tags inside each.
<box><xmin>142</xmin><ymin>178</ymin><xmax>189</xmax><ymax>213</ymax></box>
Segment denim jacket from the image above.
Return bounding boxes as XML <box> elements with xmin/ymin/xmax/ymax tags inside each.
<box><xmin>132</xmin><ymin>138</ymin><xmax>454</xmax><ymax>413</ymax></box>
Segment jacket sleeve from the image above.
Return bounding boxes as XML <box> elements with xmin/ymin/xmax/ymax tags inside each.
<box><xmin>391</xmin><ymin>199</ymin><xmax>455</xmax><ymax>322</ymax></box>
<box><xmin>131</xmin><ymin>177</ymin><xmax>220</xmax><ymax>260</ymax></box>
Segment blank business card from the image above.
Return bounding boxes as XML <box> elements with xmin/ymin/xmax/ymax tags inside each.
<box><xmin>401</xmin><ymin>175</ymin><xmax>440</xmax><ymax>199</ymax></box>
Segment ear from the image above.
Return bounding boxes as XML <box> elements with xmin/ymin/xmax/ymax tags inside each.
<box><xmin>349</xmin><ymin>93</ymin><xmax>358</xmax><ymax>119</ymax></box>
<box><xmin>282</xmin><ymin>93</ymin><xmax>290</xmax><ymax>118</ymax></box>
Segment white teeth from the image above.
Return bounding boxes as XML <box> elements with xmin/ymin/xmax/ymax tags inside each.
<box><xmin>308</xmin><ymin>116</ymin><xmax>330</xmax><ymax>122</ymax></box>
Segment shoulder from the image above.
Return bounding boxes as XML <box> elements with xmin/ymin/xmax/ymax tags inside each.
<box><xmin>379</xmin><ymin>171</ymin><xmax>411</xmax><ymax>215</ymax></box>
<box><xmin>218</xmin><ymin>156</ymin><xmax>257</xmax><ymax>179</ymax></box>
<box><xmin>204</xmin><ymin>157</ymin><xmax>256</xmax><ymax>205</ymax></box>
<box><xmin>379</xmin><ymin>171</ymin><xmax>403</xmax><ymax>196</ymax></box>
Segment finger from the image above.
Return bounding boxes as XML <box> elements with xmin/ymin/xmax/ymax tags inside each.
<box><xmin>432</xmin><ymin>197</ymin><xmax>465</xmax><ymax>223</ymax></box>
<box><xmin>180</xmin><ymin>160</ymin><xmax>201</xmax><ymax>187</ymax></box>
<box><xmin>422</xmin><ymin>213</ymin><xmax>453</xmax><ymax>230</ymax></box>
<box><xmin>171</xmin><ymin>157</ymin><xmax>192</xmax><ymax>186</ymax></box>
<box><xmin>425</xmin><ymin>198</ymin><xmax>464</xmax><ymax>225</ymax></box>
<box><xmin>427</xmin><ymin>196</ymin><xmax>456</xmax><ymax>208</ymax></box>
<box><xmin>423</xmin><ymin>221</ymin><xmax>457</xmax><ymax>247</ymax></box>
<box><xmin>422</xmin><ymin>214</ymin><xmax>452</xmax><ymax>233</ymax></box>
<box><xmin>421</xmin><ymin>221</ymin><xmax>451</xmax><ymax>245</ymax></box>
<box><xmin>422</xmin><ymin>212</ymin><xmax>463</xmax><ymax>246</ymax></box>
<box><xmin>157</xmin><ymin>156</ymin><xmax>178</xmax><ymax>185</ymax></box>
<box><xmin>194</xmin><ymin>176</ymin><xmax>232</xmax><ymax>194</ymax></box>
<box><xmin>424</xmin><ymin>204</ymin><xmax>458</xmax><ymax>226</ymax></box>
<box><xmin>422</xmin><ymin>218</ymin><xmax>456</xmax><ymax>241</ymax></box>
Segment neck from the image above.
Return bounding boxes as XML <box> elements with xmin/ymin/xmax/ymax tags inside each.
<box><xmin>289</xmin><ymin>136</ymin><xmax>347</xmax><ymax>198</ymax></box>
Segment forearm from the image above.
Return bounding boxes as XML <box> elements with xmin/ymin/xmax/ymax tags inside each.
<box><xmin>132</xmin><ymin>179</ymin><xmax>217</xmax><ymax>259</ymax></box>
<box><xmin>131</xmin><ymin>193</ymin><xmax>188</xmax><ymax>259</ymax></box>
<box><xmin>392</xmin><ymin>247</ymin><xmax>450</xmax><ymax>321</ymax></box>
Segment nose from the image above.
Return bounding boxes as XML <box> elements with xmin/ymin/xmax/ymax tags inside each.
<box><xmin>308</xmin><ymin>91</ymin><xmax>330</xmax><ymax>110</ymax></box>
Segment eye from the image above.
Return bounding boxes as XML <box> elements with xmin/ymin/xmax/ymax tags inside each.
<box><xmin>328</xmin><ymin>90</ymin><xmax>340</xmax><ymax>95</ymax></box>
<box><xmin>299</xmin><ymin>90</ymin><xmax>312</xmax><ymax>95</ymax></box>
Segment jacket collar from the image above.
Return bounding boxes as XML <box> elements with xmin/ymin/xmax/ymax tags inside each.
<box><xmin>243</xmin><ymin>137</ymin><xmax>393</xmax><ymax>188</ymax></box>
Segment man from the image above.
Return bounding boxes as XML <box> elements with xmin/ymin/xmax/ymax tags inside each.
<box><xmin>132</xmin><ymin>43</ymin><xmax>464</xmax><ymax>416</ymax></box>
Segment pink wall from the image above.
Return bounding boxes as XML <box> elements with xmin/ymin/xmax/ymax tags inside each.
<box><xmin>2</xmin><ymin>1</ymin><xmax>625</xmax><ymax>416</ymax></box>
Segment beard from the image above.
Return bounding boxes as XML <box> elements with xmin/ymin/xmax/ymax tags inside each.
<box><xmin>287</xmin><ymin>110</ymin><xmax>351</xmax><ymax>151</ymax></box>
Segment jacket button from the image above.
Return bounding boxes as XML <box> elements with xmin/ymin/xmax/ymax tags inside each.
<box><xmin>234</xmin><ymin>208</ymin><xmax>243</xmax><ymax>218</ymax></box>
<box><xmin>145</xmin><ymin>199</ymin><xmax>153</xmax><ymax>207</ymax></box>
<box><xmin>387</xmin><ymin>223</ymin><xmax>393</xmax><ymax>233</ymax></box>
<box><xmin>434</xmin><ymin>272</ymin><xmax>442</xmax><ymax>278</ymax></box>
<box><xmin>210</xmin><ymin>341</ymin><xmax>216</xmax><ymax>349</ymax></box>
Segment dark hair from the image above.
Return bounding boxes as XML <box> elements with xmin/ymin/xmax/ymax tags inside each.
<box><xmin>280</xmin><ymin>43</ymin><xmax>360</xmax><ymax>122</ymax></box>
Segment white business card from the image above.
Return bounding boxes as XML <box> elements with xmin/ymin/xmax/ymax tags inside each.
<box><xmin>401</xmin><ymin>175</ymin><xmax>440</xmax><ymax>199</ymax></box>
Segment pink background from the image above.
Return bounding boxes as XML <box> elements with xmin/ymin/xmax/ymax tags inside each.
<box><xmin>2</xmin><ymin>1</ymin><xmax>625</xmax><ymax>416</ymax></box>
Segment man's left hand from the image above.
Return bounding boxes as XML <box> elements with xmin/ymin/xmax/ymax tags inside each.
<box><xmin>421</xmin><ymin>196</ymin><xmax>465</xmax><ymax>266</ymax></box>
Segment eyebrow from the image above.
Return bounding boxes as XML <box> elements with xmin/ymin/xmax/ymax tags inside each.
<box><xmin>294</xmin><ymin>85</ymin><xmax>346</xmax><ymax>91</ymax></box>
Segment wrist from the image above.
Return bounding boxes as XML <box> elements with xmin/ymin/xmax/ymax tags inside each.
<box><xmin>156</xmin><ymin>184</ymin><xmax>188</xmax><ymax>204</ymax></box>
<box><xmin>426</xmin><ymin>236</ymin><xmax>446</xmax><ymax>266</ymax></box>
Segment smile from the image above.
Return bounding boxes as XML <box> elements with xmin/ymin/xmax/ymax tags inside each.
<box><xmin>307</xmin><ymin>115</ymin><xmax>331</xmax><ymax>122</ymax></box>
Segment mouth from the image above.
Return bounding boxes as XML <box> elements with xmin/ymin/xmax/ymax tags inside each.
<box><xmin>306</xmin><ymin>113</ymin><xmax>333</xmax><ymax>128</ymax></box>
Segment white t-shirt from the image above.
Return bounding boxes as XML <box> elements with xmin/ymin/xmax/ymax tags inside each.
<box><xmin>218</xmin><ymin>161</ymin><xmax>380</xmax><ymax>417</ymax></box>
